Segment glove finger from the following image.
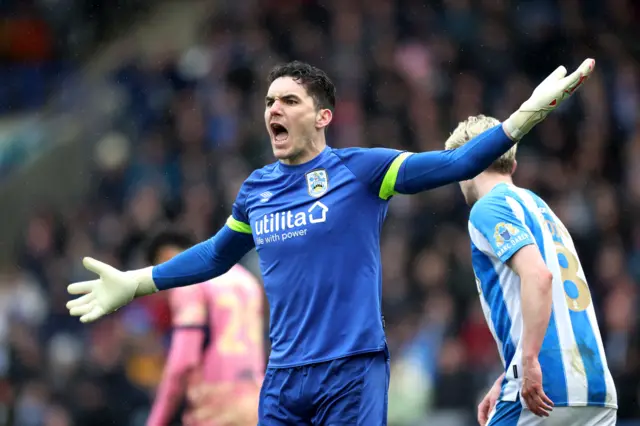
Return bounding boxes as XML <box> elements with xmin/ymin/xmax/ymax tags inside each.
<box><xmin>66</xmin><ymin>293</ymin><xmax>94</xmax><ymax>309</ymax></box>
<box><xmin>573</xmin><ymin>58</ymin><xmax>596</xmax><ymax>79</ymax></box>
<box><xmin>542</xmin><ymin>65</ymin><xmax>567</xmax><ymax>84</ymax></box>
<box><xmin>67</xmin><ymin>279</ymin><xmax>99</xmax><ymax>295</ymax></box>
<box><xmin>560</xmin><ymin>58</ymin><xmax>596</xmax><ymax>93</ymax></box>
<box><xmin>80</xmin><ymin>305</ymin><xmax>105</xmax><ymax>323</ymax></box>
<box><xmin>83</xmin><ymin>257</ymin><xmax>116</xmax><ymax>277</ymax></box>
<box><xmin>69</xmin><ymin>301</ymin><xmax>94</xmax><ymax>317</ymax></box>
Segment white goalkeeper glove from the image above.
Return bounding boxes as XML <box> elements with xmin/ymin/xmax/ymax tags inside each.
<box><xmin>503</xmin><ymin>58</ymin><xmax>595</xmax><ymax>140</ymax></box>
<box><xmin>66</xmin><ymin>257</ymin><xmax>158</xmax><ymax>323</ymax></box>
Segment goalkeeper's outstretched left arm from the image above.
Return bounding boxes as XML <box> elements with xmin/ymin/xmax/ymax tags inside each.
<box><xmin>393</xmin><ymin>58</ymin><xmax>594</xmax><ymax>194</ymax></box>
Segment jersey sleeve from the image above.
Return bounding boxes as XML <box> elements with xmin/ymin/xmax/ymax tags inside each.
<box><xmin>152</xmin><ymin>226</ymin><xmax>255</xmax><ymax>290</ymax></box>
<box><xmin>226</xmin><ymin>178</ymin><xmax>253</xmax><ymax>234</ymax></box>
<box><xmin>333</xmin><ymin>147</ymin><xmax>412</xmax><ymax>200</ymax></box>
<box><xmin>393</xmin><ymin>124</ymin><xmax>515</xmax><ymax>194</ymax></box>
<box><xmin>469</xmin><ymin>195</ymin><xmax>535</xmax><ymax>263</ymax></box>
<box><xmin>169</xmin><ymin>286</ymin><xmax>207</xmax><ymax>327</ymax></box>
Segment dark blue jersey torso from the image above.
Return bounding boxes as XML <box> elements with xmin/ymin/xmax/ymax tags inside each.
<box><xmin>228</xmin><ymin>146</ymin><xmax>408</xmax><ymax>367</ymax></box>
<box><xmin>152</xmin><ymin>126</ymin><xmax>515</xmax><ymax>367</ymax></box>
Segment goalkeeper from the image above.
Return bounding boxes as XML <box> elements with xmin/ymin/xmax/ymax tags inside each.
<box><xmin>67</xmin><ymin>59</ymin><xmax>594</xmax><ymax>425</ymax></box>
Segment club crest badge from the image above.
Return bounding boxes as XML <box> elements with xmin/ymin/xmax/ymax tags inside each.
<box><xmin>305</xmin><ymin>169</ymin><xmax>328</xmax><ymax>198</ymax></box>
<box><xmin>494</xmin><ymin>222</ymin><xmax>519</xmax><ymax>247</ymax></box>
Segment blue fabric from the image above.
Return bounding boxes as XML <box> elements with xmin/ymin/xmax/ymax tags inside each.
<box><xmin>152</xmin><ymin>225</ymin><xmax>254</xmax><ymax>290</ymax></box>
<box><xmin>395</xmin><ymin>124</ymin><xmax>514</xmax><ymax>193</ymax></box>
<box><xmin>258</xmin><ymin>351</ymin><xmax>390</xmax><ymax>425</ymax></box>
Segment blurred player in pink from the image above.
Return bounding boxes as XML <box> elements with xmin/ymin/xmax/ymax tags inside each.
<box><xmin>144</xmin><ymin>230</ymin><xmax>265</xmax><ymax>426</ymax></box>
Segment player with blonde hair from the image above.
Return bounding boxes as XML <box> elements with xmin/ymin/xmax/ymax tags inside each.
<box><xmin>447</xmin><ymin>114</ymin><xmax>617</xmax><ymax>425</ymax></box>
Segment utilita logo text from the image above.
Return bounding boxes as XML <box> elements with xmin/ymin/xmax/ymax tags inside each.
<box><xmin>254</xmin><ymin>201</ymin><xmax>328</xmax><ymax>245</ymax></box>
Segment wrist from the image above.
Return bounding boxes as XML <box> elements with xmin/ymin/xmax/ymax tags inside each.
<box><xmin>504</xmin><ymin>99</ymin><xmax>548</xmax><ymax>141</ymax></box>
<box><xmin>129</xmin><ymin>266</ymin><xmax>158</xmax><ymax>297</ymax></box>
<box><xmin>501</xmin><ymin>120</ymin><xmax>519</xmax><ymax>142</ymax></box>
<box><xmin>503</xmin><ymin>109</ymin><xmax>533</xmax><ymax>141</ymax></box>
<box><xmin>522</xmin><ymin>353</ymin><xmax>538</xmax><ymax>364</ymax></box>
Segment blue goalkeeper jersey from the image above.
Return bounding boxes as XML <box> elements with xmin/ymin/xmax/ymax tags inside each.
<box><xmin>226</xmin><ymin>146</ymin><xmax>409</xmax><ymax>367</ymax></box>
<box><xmin>152</xmin><ymin>125</ymin><xmax>515</xmax><ymax>368</ymax></box>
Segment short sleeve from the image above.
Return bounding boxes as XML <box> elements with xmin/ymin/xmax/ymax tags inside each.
<box><xmin>169</xmin><ymin>286</ymin><xmax>207</xmax><ymax>327</ymax></box>
<box><xmin>333</xmin><ymin>148</ymin><xmax>412</xmax><ymax>200</ymax></box>
<box><xmin>226</xmin><ymin>179</ymin><xmax>253</xmax><ymax>234</ymax></box>
<box><xmin>469</xmin><ymin>195</ymin><xmax>535</xmax><ymax>263</ymax></box>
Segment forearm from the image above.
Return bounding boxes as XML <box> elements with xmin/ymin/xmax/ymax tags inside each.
<box><xmin>395</xmin><ymin>124</ymin><xmax>515</xmax><ymax>193</ymax></box>
<box><xmin>152</xmin><ymin>226</ymin><xmax>254</xmax><ymax>291</ymax></box>
<box><xmin>521</xmin><ymin>273</ymin><xmax>553</xmax><ymax>361</ymax></box>
<box><xmin>148</xmin><ymin>329</ymin><xmax>204</xmax><ymax>425</ymax></box>
<box><xmin>148</xmin><ymin>373</ymin><xmax>185</xmax><ymax>426</ymax></box>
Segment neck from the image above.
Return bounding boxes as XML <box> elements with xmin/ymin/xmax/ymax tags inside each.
<box><xmin>474</xmin><ymin>172</ymin><xmax>513</xmax><ymax>199</ymax></box>
<box><xmin>281</xmin><ymin>134</ymin><xmax>327</xmax><ymax>166</ymax></box>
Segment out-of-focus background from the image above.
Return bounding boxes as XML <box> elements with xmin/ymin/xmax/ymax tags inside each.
<box><xmin>0</xmin><ymin>0</ymin><xmax>639</xmax><ymax>425</ymax></box>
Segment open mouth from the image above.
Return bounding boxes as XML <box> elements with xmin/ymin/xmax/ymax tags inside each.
<box><xmin>270</xmin><ymin>123</ymin><xmax>289</xmax><ymax>142</ymax></box>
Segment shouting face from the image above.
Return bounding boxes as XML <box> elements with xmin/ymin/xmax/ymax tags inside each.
<box><xmin>264</xmin><ymin>76</ymin><xmax>332</xmax><ymax>165</ymax></box>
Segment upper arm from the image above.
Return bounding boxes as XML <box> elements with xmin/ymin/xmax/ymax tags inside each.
<box><xmin>470</xmin><ymin>196</ymin><xmax>536</xmax><ymax>264</ymax></box>
<box><xmin>334</xmin><ymin>148</ymin><xmax>412</xmax><ymax>200</ymax></box>
<box><xmin>165</xmin><ymin>327</ymin><xmax>205</xmax><ymax>375</ymax></box>
<box><xmin>169</xmin><ymin>286</ymin><xmax>207</xmax><ymax>327</ymax></box>
<box><xmin>507</xmin><ymin>244</ymin><xmax>552</xmax><ymax>280</ymax></box>
<box><xmin>226</xmin><ymin>177</ymin><xmax>254</xmax><ymax>234</ymax></box>
<box><xmin>163</xmin><ymin>289</ymin><xmax>207</xmax><ymax>374</ymax></box>
<box><xmin>223</xmin><ymin>177</ymin><xmax>256</xmax><ymax>256</ymax></box>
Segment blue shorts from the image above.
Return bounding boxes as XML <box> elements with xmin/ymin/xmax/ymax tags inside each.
<box><xmin>258</xmin><ymin>350</ymin><xmax>390</xmax><ymax>425</ymax></box>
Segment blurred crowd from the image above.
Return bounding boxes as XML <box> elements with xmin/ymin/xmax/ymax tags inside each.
<box><xmin>0</xmin><ymin>0</ymin><xmax>150</xmax><ymax>113</ymax></box>
<box><xmin>1</xmin><ymin>0</ymin><xmax>640</xmax><ymax>425</ymax></box>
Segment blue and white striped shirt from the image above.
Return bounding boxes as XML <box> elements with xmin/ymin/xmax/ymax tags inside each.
<box><xmin>468</xmin><ymin>183</ymin><xmax>617</xmax><ymax>409</ymax></box>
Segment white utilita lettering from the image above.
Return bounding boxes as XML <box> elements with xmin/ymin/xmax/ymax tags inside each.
<box><xmin>254</xmin><ymin>201</ymin><xmax>328</xmax><ymax>245</ymax></box>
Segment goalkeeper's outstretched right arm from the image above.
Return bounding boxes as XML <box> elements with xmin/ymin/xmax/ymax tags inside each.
<box><xmin>66</xmin><ymin>225</ymin><xmax>254</xmax><ymax>323</ymax></box>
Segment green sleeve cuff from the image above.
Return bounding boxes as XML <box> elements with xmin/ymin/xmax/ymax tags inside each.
<box><xmin>226</xmin><ymin>216</ymin><xmax>252</xmax><ymax>234</ymax></box>
<box><xmin>379</xmin><ymin>152</ymin><xmax>412</xmax><ymax>200</ymax></box>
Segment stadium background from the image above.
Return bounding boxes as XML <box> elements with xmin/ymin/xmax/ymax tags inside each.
<box><xmin>0</xmin><ymin>0</ymin><xmax>639</xmax><ymax>425</ymax></box>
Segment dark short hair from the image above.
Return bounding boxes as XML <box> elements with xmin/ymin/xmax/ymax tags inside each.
<box><xmin>267</xmin><ymin>60</ymin><xmax>336</xmax><ymax>110</ymax></box>
<box><xmin>145</xmin><ymin>229</ymin><xmax>196</xmax><ymax>265</ymax></box>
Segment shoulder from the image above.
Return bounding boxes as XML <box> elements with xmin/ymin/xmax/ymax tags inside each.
<box><xmin>331</xmin><ymin>146</ymin><xmax>406</xmax><ymax>162</ymax></box>
<box><xmin>242</xmin><ymin>163</ymin><xmax>279</xmax><ymax>187</ymax></box>
<box><xmin>236</xmin><ymin>163</ymin><xmax>280</xmax><ymax>200</ymax></box>
<box><xmin>469</xmin><ymin>185</ymin><xmax>526</xmax><ymax>233</ymax></box>
<box><xmin>469</xmin><ymin>191</ymin><xmax>505</xmax><ymax>222</ymax></box>
<box><xmin>228</xmin><ymin>264</ymin><xmax>258</xmax><ymax>283</ymax></box>
<box><xmin>168</xmin><ymin>284</ymin><xmax>205</xmax><ymax>307</ymax></box>
<box><xmin>210</xmin><ymin>266</ymin><xmax>261</xmax><ymax>298</ymax></box>
<box><xmin>331</xmin><ymin>147</ymin><xmax>369</xmax><ymax>158</ymax></box>
<box><xmin>231</xmin><ymin>265</ymin><xmax>263</xmax><ymax>297</ymax></box>
<box><xmin>169</xmin><ymin>285</ymin><xmax>208</xmax><ymax>326</ymax></box>
<box><xmin>331</xmin><ymin>147</ymin><xmax>410</xmax><ymax>198</ymax></box>
<box><xmin>470</xmin><ymin>184</ymin><xmax>532</xmax><ymax>218</ymax></box>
